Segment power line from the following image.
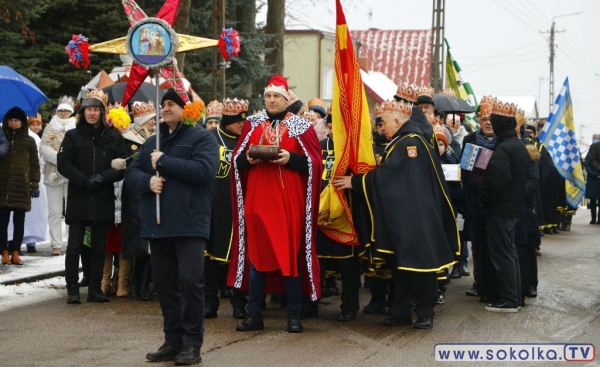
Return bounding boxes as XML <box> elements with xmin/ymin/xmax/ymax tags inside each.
<box><xmin>490</xmin><ymin>0</ymin><xmax>546</xmax><ymax>37</ymax></box>
<box><xmin>504</xmin><ymin>0</ymin><xmax>548</xmax><ymax>30</ymax></box>
<box><xmin>459</xmin><ymin>40</ymin><xmax>542</xmax><ymax>59</ymax></box>
<box><xmin>468</xmin><ymin>56</ymin><xmax>547</xmax><ymax>74</ymax></box>
<box><xmin>461</xmin><ymin>48</ymin><xmax>547</xmax><ymax>67</ymax></box>
<box><xmin>561</xmin><ymin>33</ymin><xmax>600</xmax><ymax>70</ymax></box>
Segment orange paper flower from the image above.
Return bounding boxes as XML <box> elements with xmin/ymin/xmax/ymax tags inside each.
<box><xmin>183</xmin><ymin>100</ymin><xmax>206</xmax><ymax>127</ymax></box>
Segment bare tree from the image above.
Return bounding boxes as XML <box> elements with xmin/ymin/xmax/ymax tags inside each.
<box><xmin>174</xmin><ymin>0</ymin><xmax>191</xmax><ymax>72</ymax></box>
<box><xmin>265</xmin><ymin>0</ymin><xmax>285</xmax><ymax>75</ymax></box>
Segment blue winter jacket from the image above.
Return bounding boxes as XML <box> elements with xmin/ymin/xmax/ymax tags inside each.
<box><xmin>125</xmin><ymin>122</ymin><xmax>219</xmax><ymax>240</ymax></box>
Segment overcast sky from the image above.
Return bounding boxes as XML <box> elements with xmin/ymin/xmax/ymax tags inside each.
<box><xmin>280</xmin><ymin>0</ymin><xmax>600</xmax><ymax>142</ymax></box>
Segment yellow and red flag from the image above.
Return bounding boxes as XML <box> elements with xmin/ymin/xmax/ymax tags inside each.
<box><xmin>318</xmin><ymin>0</ymin><xmax>377</xmax><ymax>245</ymax></box>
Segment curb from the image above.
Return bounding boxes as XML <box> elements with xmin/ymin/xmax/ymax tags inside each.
<box><xmin>0</xmin><ymin>269</ymin><xmax>67</xmax><ymax>286</ymax></box>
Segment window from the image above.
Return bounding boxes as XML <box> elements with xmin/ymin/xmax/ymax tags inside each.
<box><xmin>322</xmin><ymin>67</ymin><xmax>334</xmax><ymax>100</ymax></box>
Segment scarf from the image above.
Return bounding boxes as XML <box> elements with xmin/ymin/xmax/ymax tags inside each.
<box><xmin>49</xmin><ymin>116</ymin><xmax>77</xmax><ymax>132</ymax></box>
<box><xmin>474</xmin><ymin>129</ymin><xmax>498</xmax><ymax>150</ymax></box>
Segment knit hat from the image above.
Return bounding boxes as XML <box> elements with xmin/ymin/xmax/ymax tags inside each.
<box><xmin>264</xmin><ymin>75</ymin><xmax>291</xmax><ymax>100</ymax></box>
<box><xmin>436</xmin><ymin>133</ymin><xmax>448</xmax><ymax>148</ymax></box>
<box><xmin>161</xmin><ymin>88</ymin><xmax>193</xmax><ymax>109</ymax></box>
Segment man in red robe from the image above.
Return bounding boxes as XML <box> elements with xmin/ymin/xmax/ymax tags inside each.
<box><xmin>227</xmin><ymin>75</ymin><xmax>322</xmax><ymax>333</ymax></box>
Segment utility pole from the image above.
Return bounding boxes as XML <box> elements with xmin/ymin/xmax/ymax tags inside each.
<box><xmin>430</xmin><ymin>0</ymin><xmax>445</xmax><ymax>91</ymax></box>
<box><xmin>540</xmin><ymin>11</ymin><xmax>584</xmax><ymax>114</ymax></box>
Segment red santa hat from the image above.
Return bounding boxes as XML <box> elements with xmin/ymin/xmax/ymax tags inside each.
<box><xmin>264</xmin><ymin>74</ymin><xmax>291</xmax><ymax>101</ymax></box>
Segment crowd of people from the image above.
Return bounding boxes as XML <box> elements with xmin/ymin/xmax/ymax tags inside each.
<box><xmin>0</xmin><ymin>74</ymin><xmax>599</xmax><ymax>365</ymax></box>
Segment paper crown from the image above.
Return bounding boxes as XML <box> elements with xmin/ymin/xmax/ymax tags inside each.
<box><xmin>303</xmin><ymin>110</ymin><xmax>318</xmax><ymax>124</ymax></box>
<box><xmin>287</xmin><ymin>89</ymin><xmax>298</xmax><ymax>106</ymax></box>
<box><xmin>374</xmin><ymin>103</ymin><xmax>383</xmax><ymax>118</ymax></box>
<box><xmin>85</xmin><ymin>89</ymin><xmax>108</xmax><ymax>107</ymax></box>
<box><xmin>516</xmin><ymin>108</ymin><xmax>525</xmax><ymax>126</ymax></box>
<box><xmin>132</xmin><ymin>101</ymin><xmax>155</xmax><ymax>118</ymax></box>
<box><xmin>417</xmin><ymin>85</ymin><xmax>434</xmax><ymax>99</ymax></box>
<box><xmin>375</xmin><ymin>99</ymin><xmax>413</xmax><ymax>119</ymax></box>
<box><xmin>206</xmin><ymin>100</ymin><xmax>223</xmax><ymax>119</ymax></box>
<box><xmin>308</xmin><ymin>97</ymin><xmax>326</xmax><ymax>109</ymax></box>
<box><xmin>440</xmin><ymin>88</ymin><xmax>456</xmax><ymax>97</ymax></box>
<box><xmin>395</xmin><ymin>82</ymin><xmax>419</xmax><ymax>103</ymax></box>
<box><xmin>106</xmin><ymin>102</ymin><xmax>125</xmax><ymax>111</ymax></box>
<box><xmin>264</xmin><ymin>74</ymin><xmax>290</xmax><ymax>100</ymax></box>
<box><xmin>57</xmin><ymin>95</ymin><xmax>75</xmax><ymax>112</ymax></box>
<box><xmin>492</xmin><ymin>99</ymin><xmax>518</xmax><ymax>117</ymax></box>
<box><xmin>433</xmin><ymin>122</ymin><xmax>446</xmax><ymax>136</ymax></box>
<box><xmin>478</xmin><ymin>95</ymin><xmax>497</xmax><ymax>118</ymax></box>
<box><xmin>222</xmin><ymin>98</ymin><xmax>249</xmax><ymax>116</ymax></box>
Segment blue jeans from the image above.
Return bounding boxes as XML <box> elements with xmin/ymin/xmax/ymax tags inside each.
<box><xmin>247</xmin><ymin>264</ymin><xmax>302</xmax><ymax>313</ymax></box>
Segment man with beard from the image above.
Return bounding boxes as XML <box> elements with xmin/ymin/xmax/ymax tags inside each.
<box><xmin>333</xmin><ymin>100</ymin><xmax>459</xmax><ymax>329</ymax></box>
<box><xmin>204</xmin><ymin>98</ymin><xmax>249</xmax><ymax>320</ymax></box>
<box><xmin>57</xmin><ymin>89</ymin><xmax>128</xmax><ymax>304</ymax></box>
<box><xmin>228</xmin><ymin>75</ymin><xmax>322</xmax><ymax>333</ymax></box>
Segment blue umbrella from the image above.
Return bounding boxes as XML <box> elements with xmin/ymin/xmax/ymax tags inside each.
<box><xmin>0</xmin><ymin>65</ymin><xmax>49</xmax><ymax>119</ymax></box>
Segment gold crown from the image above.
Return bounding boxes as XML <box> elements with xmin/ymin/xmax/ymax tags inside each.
<box><xmin>303</xmin><ymin>110</ymin><xmax>318</xmax><ymax>123</ymax></box>
<box><xmin>222</xmin><ymin>98</ymin><xmax>249</xmax><ymax>116</ymax></box>
<box><xmin>395</xmin><ymin>82</ymin><xmax>419</xmax><ymax>103</ymax></box>
<box><xmin>433</xmin><ymin>122</ymin><xmax>446</xmax><ymax>136</ymax></box>
<box><xmin>492</xmin><ymin>99</ymin><xmax>517</xmax><ymax>117</ymax></box>
<box><xmin>106</xmin><ymin>102</ymin><xmax>124</xmax><ymax>111</ymax></box>
<box><xmin>478</xmin><ymin>95</ymin><xmax>497</xmax><ymax>118</ymax></box>
<box><xmin>516</xmin><ymin>108</ymin><xmax>525</xmax><ymax>126</ymax></box>
<box><xmin>307</xmin><ymin>97</ymin><xmax>326</xmax><ymax>109</ymax></box>
<box><xmin>417</xmin><ymin>85</ymin><xmax>434</xmax><ymax>99</ymax></box>
<box><xmin>440</xmin><ymin>88</ymin><xmax>456</xmax><ymax>97</ymax></box>
<box><xmin>86</xmin><ymin>89</ymin><xmax>108</xmax><ymax>107</ymax></box>
<box><xmin>374</xmin><ymin>103</ymin><xmax>383</xmax><ymax>118</ymax></box>
<box><xmin>375</xmin><ymin>99</ymin><xmax>413</xmax><ymax>119</ymax></box>
<box><xmin>132</xmin><ymin>101</ymin><xmax>155</xmax><ymax>118</ymax></box>
<box><xmin>206</xmin><ymin>100</ymin><xmax>223</xmax><ymax>119</ymax></box>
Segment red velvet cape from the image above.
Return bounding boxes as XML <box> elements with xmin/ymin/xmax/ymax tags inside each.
<box><xmin>226</xmin><ymin>112</ymin><xmax>322</xmax><ymax>301</ymax></box>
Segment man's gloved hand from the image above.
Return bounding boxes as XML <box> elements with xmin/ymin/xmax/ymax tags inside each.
<box><xmin>30</xmin><ymin>187</ymin><xmax>40</xmax><ymax>198</ymax></box>
<box><xmin>84</xmin><ymin>174</ymin><xmax>105</xmax><ymax>192</ymax></box>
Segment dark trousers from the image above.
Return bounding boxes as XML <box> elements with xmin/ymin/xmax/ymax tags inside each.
<box><xmin>204</xmin><ymin>257</ymin><xmax>247</xmax><ymax>311</ymax></box>
<box><xmin>486</xmin><ymin>216</ymin><xmax>520</xmax><ymax>306</ymax></box>
<box><xmin>518</xmin><ymin>235</ymin><xmax>539</xmax><ymax>293</ymax></box>
<box><xmin>390</xmin><ymin>270</ymin><xmax>437</xmax><ymax>318</ymax></box>
<box><xmin>150</xmin><ymin>237</ymin><xmax>205</xmax><ymax>348</ymax></box>
<box><xmin>248</xmin><ymin>264</ymin><xmax>302</xmax><ymax>313</ymax></box>
<box><xmin>66</xmin><ymin>221</ymin><xmax>109</xmax><ymax>288</ymax></box>
<box><xmin>590</xmin><ymin>199</ymin><xmax>599</xmax><ymax>222</ymax></box>
<box><xmin>319</xmin><ymin>256</ymin><xmax>361</xmax><ymax>313</ymax></box>
<box><xmin>366</xmin><ymin>277</ymin><xmax>394</xmax><ymax>305</ymax></box>
<box><xmin>0</xmin><ymin>208</ymin><xmax>25</xmax><ymax>252</ymax></box>
<box><xmin>471</xmin><ymin>215</ymin><xmax>500</xmax><ymax>301</ymax></box>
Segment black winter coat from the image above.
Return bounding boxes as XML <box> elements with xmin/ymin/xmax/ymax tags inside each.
<box><xmin>0</xmin><ymin>127</ymin><xmax>8</xmax><ymax>158</ymax></box>
<box><xmin>480</xmin><ymin>118</ymin><xmax>530</xmax><ymax>218</ymax></box>
<box><xmin>57</xmin><ymin>118</ymin><xmax>128</xmax><ymax>223</ymax></box>
<box><xmin>0</xmin><ymin>107</ymin><xmax>40</xmax><ymax>211</ymax></box>
<box><xmin>125</xmin><ymin>122</ymin><xmax>219</xmax><ymax>240</ymax></box>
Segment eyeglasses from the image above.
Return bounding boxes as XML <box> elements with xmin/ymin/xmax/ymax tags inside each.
<box><xmin>57</xmin><ymin>110</ymin><xmax>71</xmax><ymax>114</ymax></box>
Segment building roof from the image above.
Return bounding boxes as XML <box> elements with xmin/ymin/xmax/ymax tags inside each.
<box><xmin>284</xmin><ymin>10</ymin><xmax>335</xmax><ymax>36</ymax></box>
<box><xmin>351</xmin><ymin>29</ymin><xmax>431</xmax><ymax>87</ymax></box>
<box><xmin>360</xmin><ymin>70</ymin><xmax>397</xmax><ymax>103</ymax></box>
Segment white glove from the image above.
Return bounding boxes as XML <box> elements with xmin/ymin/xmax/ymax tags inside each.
<box><xmin>111</xmin><ymin>158</ymin><xmax>127</xmax><ymax>171</ymax></box>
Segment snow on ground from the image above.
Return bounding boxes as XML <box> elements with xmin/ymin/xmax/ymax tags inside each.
<box><xmin>0</xmin><ymin>275</ymin><xmax>66</xmax><ymax>312</ymax></box>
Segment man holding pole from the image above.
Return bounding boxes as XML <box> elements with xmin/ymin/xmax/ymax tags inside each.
<box><xmin>125</xmin><ymin>89</ymin><xmax>219</xmax><ymax>365</ymax></box>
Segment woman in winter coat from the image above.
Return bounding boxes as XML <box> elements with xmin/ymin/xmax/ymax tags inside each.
<box><xmin>584</xmin><ymin>141</ymin><xmax>600</xmax><ymax>224</ymax></box>
<box><xmin>111</xmin><ymin>101</ymin><xmax>156</xmax><ymax>300</ymax></box>
<box><xmin>40</xmin><ymin>96</ymin><xmax>77</xmax><ymax>256</ymax></box>
<box><xmin>0</xmin><ymin>107</ymin><xmax>40</xmax><ymax>265</ymax></box>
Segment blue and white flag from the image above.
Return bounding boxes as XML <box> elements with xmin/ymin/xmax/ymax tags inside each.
<box><xmin>539</xmin><ymin>77</ymin><xmax>586</xmax><ymax>208</ymax></box>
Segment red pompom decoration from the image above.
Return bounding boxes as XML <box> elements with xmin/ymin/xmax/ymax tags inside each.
<box><xmin>217</xmin><ymin>28</ymin><xmax>241</xmax><ymax>60</ymax></box>
<box><xmin>65</xmin><ymin>34</ymin><xmax>91</xmax><ymax>68</ymax></box>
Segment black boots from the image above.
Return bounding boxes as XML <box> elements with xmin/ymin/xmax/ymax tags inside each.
<box><xmin>87</xmin><ymin>286</ymin><xmax>109</xmax><ymax>302</ymax></box>
<box><xmin>146</xmin><ymin>342</ymin><xmax>182</xmax><ymax>362</ymax></box>
<box><xmin>235</xmin><ymin>313</ymin><xmax>265</xmax><ymax>331</ymax></box>
<box><xmin>287</xmin><ymin>310</ymin><xmax>304</xmax><ymax>333</ymax></box>
<box><xmin>449</xmin><ymin>265</ymin><xmax>461</xmax><ymax>279</ymax></box>
<box><xmin>67</xmin><ymin>284</ymin><xmax>81</xmax><ymax>304</ymax></box>
<box><xmin>413</xmin><ymin>316</ymin><xmax>433</xmax><ymax>329</ymax></box>
<box><xmin>174</xmin><ymin>345</ymin><xmax>201</xmax><ymax>365</ymax></box>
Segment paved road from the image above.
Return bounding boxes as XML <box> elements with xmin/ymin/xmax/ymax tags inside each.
<box><xmin>0</xmin><ymin>214</ymin><xmax>598</xmax><ymax>366</ymax></box>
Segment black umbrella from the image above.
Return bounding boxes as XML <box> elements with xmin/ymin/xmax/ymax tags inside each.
<box><xmin>102</xmin><ymin>81</ymin><xmax>166</xmax><ymax>106</ymax></box>
<box><xmin>433</xmin><ymin>94</ymin><xmax>475</xmax><ymax>114</ymax></box>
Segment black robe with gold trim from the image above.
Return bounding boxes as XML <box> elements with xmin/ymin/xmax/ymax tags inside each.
<box><xmin>352</xmin><ymin>108</ymin><xmax>459</xmax><ymax>272</ymax></box>
<box><xmin>205</xmin><ymin>126</ymin><xmax>239</xmax><ymax>262</ymax></box>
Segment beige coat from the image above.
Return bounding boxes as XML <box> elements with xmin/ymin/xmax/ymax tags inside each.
<box><xmin>40</xmin><ymin>116</ymin><xmax>76</xmax><ymax>186</ymax></box>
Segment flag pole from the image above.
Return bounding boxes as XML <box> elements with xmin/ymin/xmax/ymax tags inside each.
<box><xmin>155</xmin><ymin>71</ymin><xmax>161</xmax><ymax>225</ymax></box>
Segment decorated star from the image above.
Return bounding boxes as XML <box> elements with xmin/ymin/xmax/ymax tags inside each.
<box><xmin>66</xmin><ymin>0</ymin><xmax>240</xmax><ymax>109</ymax></box>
